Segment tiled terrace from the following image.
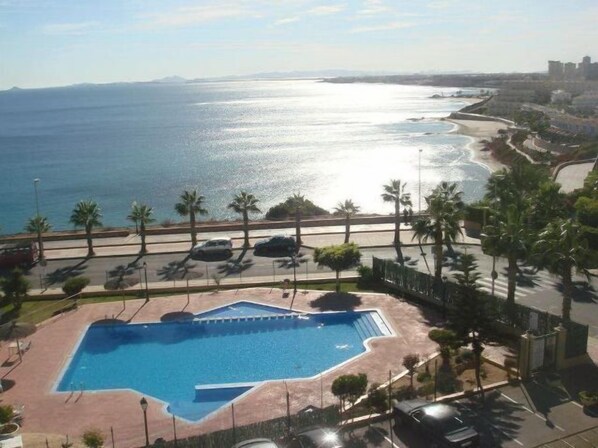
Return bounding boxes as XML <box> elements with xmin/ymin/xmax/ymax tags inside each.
<box><xmin>0</xmin><ymin>288</ymin><xmax>442</xmax><ymax>447</ymax></box>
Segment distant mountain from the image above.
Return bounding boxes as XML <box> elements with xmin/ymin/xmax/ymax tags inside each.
<box><xmin>150</xmin><ymin>75</ymin><xmax>188</xmax><ymax>84</ymax></box>
<box><xmin>189</xmin><ymin>69</ymin><xmax>395</xmax><ymax>82</ymax></box>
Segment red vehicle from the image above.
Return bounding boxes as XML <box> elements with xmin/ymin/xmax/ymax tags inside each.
<box><xmin>0</xmin><ymin>241</ymin><xmax>38</xmax><ymax>269</ymax></box>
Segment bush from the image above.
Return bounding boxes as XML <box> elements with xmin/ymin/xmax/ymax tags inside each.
<box><xmin>392</xmin><ymin>385</ymin><xmax>414</xmax><ymax>401</ymax></box>
<box><xmin>62</xmin><ymin>276</ymin><xmax>90</xmax><ymax>297</ymax></box>
<box><xmin>416</xmin><ymin>372</ymin><xmax>431</xmax><ymax>383</ymax></box>
<box><xmin>356</xmin><ymin>265</ymin><xmax>373</xmax><ymax>288</ymax></box>
<box><xmin>365</xmin><ymin>383</ymin><xmax>388</xmax><ymax>414</ymax></box>
<box><xmin>0</xmin><ymin>405</ymin><xmax>13</xmax><ymax>424</ymax></box>
<box><xmin>331</xmin><ymin>373</ymin><xmax>368</xmax><ymax>406</ymax></box>
<box><xmin>82</xmin><ymin>429</ymin><xmax>104</xmax><ymax>448</ymax></box>
<box><xmin>417</xmin><ymin>382</ymin><xmax>435</xmax><ymax>398</ymax></box>
<box><xmin>464</xmin><ymin>204</ymin><xmax>487</xmax><ymax>226</ymax></box>
<box><xmin>575</xmin><ymin>196</ymin><xmax>598</xmax><ymax>227</ymax></box>
<box><xmin>265</xmin><ymin>198</ymin><xmax>330</xmax><ymax>220</ymax></box>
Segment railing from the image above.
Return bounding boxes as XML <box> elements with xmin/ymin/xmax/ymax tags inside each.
<box><xmin>372</xmin><ymin>257</ymin><xmax>589</xmax><ymax>359</ymax></box>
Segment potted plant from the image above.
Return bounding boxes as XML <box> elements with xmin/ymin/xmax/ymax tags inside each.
<box><xmin>0</xmin><ymin>405</ymin><xmax>19</xmax><ymax>440</ymax></box>
<box><xmin>579</xmin><ymin>390</ymin><xmax>598</xmax><ymax>407</ymax></box>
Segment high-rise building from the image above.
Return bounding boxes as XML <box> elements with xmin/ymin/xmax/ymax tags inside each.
<box><xmin>581</xmin><ymin>56</ymin><xmax>592</xmax><ymax>78</ymax></box>
<box><xmin>564</xmin><ymin>62</ymin><xmax>577</xmax><ymax>80</ymax></box>
<box><xmin>548</xmin><ymin>60</ymin><xmax>564</xmax><ymax>80</ymax></box>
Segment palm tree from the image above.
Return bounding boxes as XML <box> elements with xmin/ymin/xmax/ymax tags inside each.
<box><xmin>381</xmin><ymin>179</ymin><xmax>412</xmax><ymax>263</ymax></box>
<box><xmin>412</xmin><ymin>182</ymin><xmax>464</xmax><ymax>283</ymax></box>
<box><xmin>70</xmin><ymin>200</ymin><xmax>102</xmax><ymax>257</ymax></box>
<box><xmin>334</xmin><ymin>200</ymin><xmax>361</xmax><ymax>243</ymax></box>
<box><xmin>533</xmin><ymin>219</ymin><xmax>591</xmax><ymax>321</ymax></box>
<box><xmin>228</xmin><ymin>192</ymin><xmax>261</xmax><ymax>248</ymax></box>
<box><xmin>128</xmin><ymin>203</ymin><xmax>155</xmax><ymax>254</ymax></box>
<box><xmin>482</xmin><ymin>205</ymin><xmax>528</xmax><ymax>312</ymax></box>
<box><xmin>175</xmin><ymin>190</ymin><xmax>208</xmax><ymax>247</ymax></box>
<box><xmin>287</xmin><ymin>193</ymin><xmax>308</xmax><ymax>248</ymax></box>
<box><xmin>25</xmin><ymin>215</ymin><xmax>51</xmax><ymax>262</ymax></box>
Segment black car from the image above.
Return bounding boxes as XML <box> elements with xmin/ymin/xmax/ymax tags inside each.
<box><xmin>285</xmin><ymin>426</ymin><xmax>344</xmax><ymax>448</ymax></box>
<box><xmin>393</xmin><ymin>399</ymin><xmax>479</xmax><ymax>447</ymax></box>
<box><xmin>253</xmin><ymin>235</ymin><xmax>296</xmax><ymax>255</ymax></box>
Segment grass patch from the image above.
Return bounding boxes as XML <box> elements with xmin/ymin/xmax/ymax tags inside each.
<box><xmin>2</xmin><ymin>281</ymin><xmax>388</xmax><ymax>326</ymax></box>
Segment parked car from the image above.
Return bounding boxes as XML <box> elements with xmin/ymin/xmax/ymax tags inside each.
<box><xmin>191</xmin><ymin>237</ymin><xmax>233</xmax><ymax>258</ymax></box>
<box><xmin>231</xmin><ymin>439</ymin><xmax>279</xmax><ymax>448</ymax></box>
<box><xmin>392</xmin><ymin>399</ymin><xmax>479</xmax><ymax>447</ymax></box>
<box><xmin>253</xmin><ymin>235</ymin><xmax>296</xmax><ymax>255</ymax></box>
<box><xmin>286</xmin><ymin>426</ymin><xmax>344</xmax><ymax>448</ymax></box>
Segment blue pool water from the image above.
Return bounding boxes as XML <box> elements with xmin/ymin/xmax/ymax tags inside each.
<box><xmin>58</xmin><ymin>303</ymin><xmax>389</xmax><ymax>421</ymax></box>
<box><xmin>195</xmin><ymin>301</ymin><xmax>293</xmax><ymax>319</ymax></box>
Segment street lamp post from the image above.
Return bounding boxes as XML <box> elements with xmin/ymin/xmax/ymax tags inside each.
<box><xmin>418</xmin><ymin>149</ymin><xmax>423</xmax><ymax>214</ymax></box>
<box><xmin>143</xmin><ymin>262</ymin><xmax>149</xmax><ymax>302</ymax></box>
<box><xmin>33</xmin><ymin>178</ymin><xmax>45</xmax><ymax>265</ymax></box>
<box><xmin>291</xmin><ymin>253</ymin><xmax>297</xmax><ymax>295</ymax></box>
<box><xmin>140</xmin><ymin>397</ymin><xmax>149</xmax><ymax>448</ymax></box>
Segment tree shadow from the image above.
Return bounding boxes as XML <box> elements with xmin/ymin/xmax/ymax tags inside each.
<box><xmin>556</xmin><ymin>281</ymin><xmax>597</xmax><ymax>303</ymax></box>
<box><xmin>216</xmin><ymin>250</ymin><xmax>254</xmax><ymax>276</ymax></box>
<box><xmin>44</xmin><ymin>259</ymin><xmax>88</xmax><ymax>286</ymax></box>
<box><xmin>275</xmin><ymin>252</ymin><xmax>308</xmax><ymax>270</ymax></box>
<box><xmin>309</xmin><ymin>292</ymin><xmax>362</xmax><ymax>311</ymax></box>
<box><xmin>161</xmin><ymin>311</ymin><xmax>195</xmax><ymax>322</ymax></box>
<box><xmin>157</xmin><ymin>259</ymin><xmax>203</xmax><ymax>281</ymax></box>
<box><xmin>555</xmin><ymin>362</ymin><xmax>598</xmax><ymax>410</ymax></box>
<box><xmin>91</xmin><ymin>318</ymin><xmax>127</xmax><ymax>326</ymax></box>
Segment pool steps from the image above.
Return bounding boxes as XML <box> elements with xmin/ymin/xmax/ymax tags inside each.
<box><xmin>191</xmin><ymin>311</ymin><xmax>388</xmax><ymax>340</ymax></box>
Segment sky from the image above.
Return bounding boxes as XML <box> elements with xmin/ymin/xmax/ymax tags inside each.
<box><xmin>1</xmin><ymin>0</ymin><xmax>598</xmax><ymax>89</ymax></box>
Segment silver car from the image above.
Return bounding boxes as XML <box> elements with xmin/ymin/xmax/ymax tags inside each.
<box><xmin>191</xmin><ymin>237</ymin><xmax>233</xmax><ymax>258</ymax></box>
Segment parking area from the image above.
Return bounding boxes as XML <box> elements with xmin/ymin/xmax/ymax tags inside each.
<box><xmin>342</xmin><ymin>382</ymin><xmax>598</xmax><ymax>447</ymax></box>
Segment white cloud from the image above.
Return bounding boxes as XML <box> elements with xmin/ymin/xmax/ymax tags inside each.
<box><xmin>41</xmin><ymin>21</ymin><xmax>99</xmax><ymax>35</ymax></box>
<box><xmin>272</xmin><ymin>16</ymin><xmax>300</xmax><ymax>26</ymax></box>
<box><xmin>351</xmin><ymin>21</ymin><xmax>414</xmax><ymax>33</ymax></box>
<box><xmin>307</xmin><ymin>4</ymin><xmax>345</xmax><ymax>15</ymax></box>
<box><xmin>357</xmin><ymin>0</ymin><xmax>388</xmax><ymax>16</ymax></box>
<box><xmin>141</xmin><ymin>4</ymin><xmax>250</xmax><ymax>28</ymax></box>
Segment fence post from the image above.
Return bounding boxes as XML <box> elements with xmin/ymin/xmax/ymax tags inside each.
<box><xmin>231</xmin><ymin>403</ymin><xmax>236</xmax><ymax>444</ymax></box>
<box><xmin>388</xmin><ymin>370</ymin><xmax>394</xmax><ymax>446</ymax></box>
<box><xmin>111</xmin><ymin>426</ymin><xmax>115</xmax><ymax>448</ymax></box>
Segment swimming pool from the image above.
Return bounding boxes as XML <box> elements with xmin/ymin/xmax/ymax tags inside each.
<box><xmin>57</xmin><ymin>302</ymin><xmax>391</xmax><ymax>421</ymax></box>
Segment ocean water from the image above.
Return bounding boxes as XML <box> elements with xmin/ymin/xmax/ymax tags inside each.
<box><xmin>0</xmin><ymin>80</ymin><xmax>490</xmax><ymax>235</ymax></box>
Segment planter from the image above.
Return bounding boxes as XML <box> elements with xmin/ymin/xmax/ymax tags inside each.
<box><xmin>579</xmin><ymin>391</ymin><xmax>598</xmax><ymax>407</ymax></box>
<box><xmin>0</xmin><ymin>423</ymin><xmax>20</xmax><ymax>439</ymax></box>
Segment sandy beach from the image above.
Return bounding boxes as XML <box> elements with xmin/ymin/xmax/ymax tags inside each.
<box><xmin>445</xmin><ymin>117</ymin><xmax>509</xmax><ymax>172</ymax></box>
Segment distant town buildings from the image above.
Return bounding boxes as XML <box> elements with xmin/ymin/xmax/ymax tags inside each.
<box><xmin>550</xmin><ymin>90</ymin><xmax>571</xmax><ymax>104</ymax></box>
<box><xmin>548</xmin><ymin>55</ymin><xmax>598</xmax><ymax>80</ymax></box>
<box><xmin>572</xmin><ymin>91</ymin><xmax>598</xmax><ymax>114</ymax></box>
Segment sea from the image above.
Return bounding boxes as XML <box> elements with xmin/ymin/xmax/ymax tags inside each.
<box><xmin>0</xmin><ymin>79</ymin><xmax>490</xmax><ymax>235</ymax></box>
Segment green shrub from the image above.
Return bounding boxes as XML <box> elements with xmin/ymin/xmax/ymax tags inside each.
<box><xmin>265</xmin><ymin>198</ymin><xmax>329</xmax><ymax>220</ymax></box>
<box><xmin>356</xmin><ymin>265</ymin><xmax>373</xmax><ymax>288</ymax></box>
<box><xmin>417</xmin><ymin>382</ymin><xmax>435</xmax><ymax>398</ymax></box>
<box><xmin>82</xmin><ymin>429</ymin><xmax>104</xmax><ymax>448</ymax></box>
<box><xmin>0</xmin><ymin>405</ymin><xmax>13</xmax><ymax>424</ymax></box>
<box><xmin>576</xmin><ymin>196</ymin><xmax>598</xmax><ymax>227</ymax></box>
<box><xmin>416</xmin><ymin>372</ymin><xmax>431</xmax><ymax>383</ymax></box>
<box><xmin>392</xmin><ymin>385</ymin><xmax>414</xmax><ymax>401</ymax></box>
<box><xmin>62</xmin><ymin>276</ymin><xmax>90</xmax><ymax>297</ymax></box>
<box><xmin>464</xmin><ymin>205</ymin><xmax>487</xmax><ymax>226</ymax></box>
<box><xmin>365</xmin><ymin>383</ymin><xmax>388</xmax><ymax>414</ymax></box>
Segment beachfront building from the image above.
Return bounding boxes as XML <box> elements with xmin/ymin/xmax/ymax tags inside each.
<box><xmin>486</xmin><ymin>85</ymin><xmax>536</xmax><ymax>118</ymax></box>
<box><xmin>550</xmin><ymin>114</ymin><xmax>598</xmax><ymax>137</ymax></box>
<box><xmin>551</xmin><ymin>90</ymin><xmax>571</xmax><ymax>104</ymax></box>
<box><xmin>572</xmin><ymin>91</ymin><xmax>598</xmax><ymax>115</ymax></box>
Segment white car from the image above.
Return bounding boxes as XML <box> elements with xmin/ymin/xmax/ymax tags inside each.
<box><xmin>191</xmin><ymin>237</ymin><xmax>233</xmax><ymax>258</ymax></box>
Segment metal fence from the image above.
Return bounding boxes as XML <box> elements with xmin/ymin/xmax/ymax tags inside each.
<box><xmin>372</xmin><ymin>257</ymin><xmax>589</xmax><ymax>358</ymax></box>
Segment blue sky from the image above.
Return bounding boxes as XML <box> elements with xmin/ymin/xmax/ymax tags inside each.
<box><xmin>1</xmin><ymin>0</ymin><xmax>597</xmax><ymax>89</ymax></box>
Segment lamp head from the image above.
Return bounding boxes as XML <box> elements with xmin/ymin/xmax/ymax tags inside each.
<box><xmin>140</xmin><ymin>397</ymin><xmax>148</xmax><ymax>411</ymax></box>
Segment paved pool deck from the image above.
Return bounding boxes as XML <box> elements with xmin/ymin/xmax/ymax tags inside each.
<box><xmin>0</xmin><ymin>288</ymin><xmax>443</xmax><ymax>447</ymax></box>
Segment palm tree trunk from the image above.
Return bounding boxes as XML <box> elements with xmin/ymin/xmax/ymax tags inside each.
<box><xmin>473</xmin><ymin>341</ymin><xmax>485</xmax><ymax>402</ymax></box>
<box><xmin>85</xmin><ymin>226</ymin><xmax>94</xmax><ymax>257</ymax></box>
<box><xmin>394</xmin><ymin>202</ymin><xmax>400</xmax><ymax>246</ymax></box>
<box><xmin>505</xmin><ymin>254</ymin><xmax>517</xmax><ymax>322</ymax></box>
<box><xmin>335</xmin><ymin>270</ymin><xmax>341</xmax><ymax>292</ymax></box>
<box><xmin>190</xmin><ymin>212</ymin><xmax>197</xmax><ymax>247</ymax></box>
<box><xmin>561</xmin><ymin>267</ymin><xmax>573</xmax><ymax>321</ymax></box>
<box><xmin>434</xmin><ymin>225</ymin><xmax>443</xmax><ymax>283</ymax></box>
<box><xmin>295</xmin><ymin>212</ymin><xmax>302</xmax><ymax>247</ymax></box>
<box><xmin>140</xmin><ymin>223</ymin><xmax>147</xmax><ymax>254</ymax></box>
<box><xmin>243</xmin><ymin>212</ymin><xmax>250</xmax><ymax>248</ymax></box>
<box><xmin>37</xmin><ymin>233</ymin><xmax>45</xmax><ymax>261</ymax></box>
<box><xmin>344</xmin><ymin>216</ymin><xmax>350</xmax><ymax>244</ymax></box>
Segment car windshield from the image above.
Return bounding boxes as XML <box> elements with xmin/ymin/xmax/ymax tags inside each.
<box><xmin>438</xmin><ymin>415</ymin><xmax>468</xmax><ymax>435</ymax></box>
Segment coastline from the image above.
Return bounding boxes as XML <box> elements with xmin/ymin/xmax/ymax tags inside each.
<box><xmin>444</xmin><ymin>117</ymin><xmax>508</xmax><ymax>173</ymax></box>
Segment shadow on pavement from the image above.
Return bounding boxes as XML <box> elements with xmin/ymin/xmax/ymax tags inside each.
<box><xmin>44</xmin><ymin>259</ymin><xmax>88</xmax><ymax>286</ymax></box>
<box><xmin>310</xmin><ymin>292</ymin><xmax>362</xmax><ymax>311</ymax></box>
